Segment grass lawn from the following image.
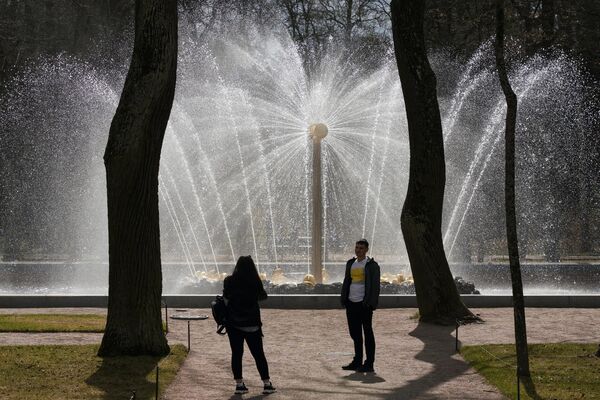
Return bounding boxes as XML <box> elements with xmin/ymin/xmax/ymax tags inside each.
<box><xmin>0</xmin><ymin>344</ymin><xmax>187</xmax><ymax>399</ymax></box>
<box><xmin>0</xmin><ymin>314</ymin><xmax>106</xmax><ymax>332</ymax></box>
<box><xmin>0</xmin><ymin>314</ymin><xmax>167</xmax><ymax>333</ymax></box>
<box><xmin>461</xmin><ymin>343</ymin><xmax>600</xmax><ymax>400</ymax></box>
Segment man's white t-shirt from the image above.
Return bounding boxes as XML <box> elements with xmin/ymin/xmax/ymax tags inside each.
<box><xmin>348</xmin><ymin>256</ymin><xmax>369</xmax><ymax>302</ymax></box>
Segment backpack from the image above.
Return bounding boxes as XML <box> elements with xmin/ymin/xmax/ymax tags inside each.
<box><xmin>211</xmin><ymin>295</ymin><xmax>228</xmax><ymax>335</ymax></box>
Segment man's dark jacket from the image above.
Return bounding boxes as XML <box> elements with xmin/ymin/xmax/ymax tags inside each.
<box><xmin>341</xmin><ymin>257</ymin><xmax>381</xmax><ymax>310</ymax></box>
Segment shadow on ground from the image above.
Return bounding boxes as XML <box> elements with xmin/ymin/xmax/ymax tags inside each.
<box><xmin>378</xmin><ymin>322</ymin><xmax>472</xmax><ymax>399</ymax></box>
<box><xmin>86</xmin><ymin>355</ymin><xmax>160</xmax><ymax>399</ymax></box>
<box><xmin>522</xmin><ymin>376</ymin><xmax>542</xmax><ymax>400</ymax></box>
<box><xmin>228</xmin><ymin>394</ymin><xmax>274</xmax><ymax>400</ymax></box>
<box><xmin>342</xmin><ymin>371</ymin><xmax>387</xmax><ymax>384</ymax></box>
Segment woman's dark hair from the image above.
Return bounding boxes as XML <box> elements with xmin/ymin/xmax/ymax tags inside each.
<box><xmin>230</xmin><ymin>255</ymin><xmax>263</xmax><ymax>289</ymax></box>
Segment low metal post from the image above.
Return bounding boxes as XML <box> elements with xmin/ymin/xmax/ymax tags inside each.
<box><xmin>155</xmin><ymin>366</ymin><xmax>159</xmax><ymax>399</ymax></box>
<box><xmin>187</xmin><ymin>320</ymin><xmax>191</xmax><ymax>351</ymax></box>
<box><xmin>164</xmin><ymin>301</ymin><xmax>169</xmax><ymax>334</ymax></box>
<box><xmin>455</xmin><ymin>320</ymin><xmax>459</xmax><ymax>352</ymax></box>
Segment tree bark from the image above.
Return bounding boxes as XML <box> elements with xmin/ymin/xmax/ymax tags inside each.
<box><xmin>98</xmin><ymin>0</ymin><xmax>177</xmax><ymax>356</ymax></box>
<box><xmin>344</xmin><ymin>0</ymin><xmax>353</xmax><ymax>48</ymax></box>
<box><xmin>540</xmin><ymin>0</ymin><xmax>555</xmax><ymax>48</ymax></box>
<box><xmin>391</xmin><ymin>0</ymin><xmax>476</xmax><ymax>324</ymax></box>
<box><xmin>495</xmin><ymin>0</ymin><xmax>530</xmax><ymax>377</ymax></box>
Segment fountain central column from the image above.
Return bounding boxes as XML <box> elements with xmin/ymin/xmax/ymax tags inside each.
<box><xmin>309</xmin><ymin>123</ymin><xmax>328</xmax><ymax>284</ymax></box>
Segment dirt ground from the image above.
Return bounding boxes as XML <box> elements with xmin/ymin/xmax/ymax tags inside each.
<box><xmin>1</xmin><ymin>307</ymin><xmax>599</xmax><ymax>399</ymax></box>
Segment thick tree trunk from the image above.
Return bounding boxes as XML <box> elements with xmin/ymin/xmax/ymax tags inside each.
<box><xmin>495</xmin><ymin>0</ymin><xmax>530</xmax><ymax>377</ymax></box>
<box><xmin>391</xmin><ymin>0</ymin><xmax>476</xmax><ymax>324</ymax></box>
<box><xmin>98</xmin><ymin>0</ymin><xmax>177</xmax><ymax>356</ymax></box>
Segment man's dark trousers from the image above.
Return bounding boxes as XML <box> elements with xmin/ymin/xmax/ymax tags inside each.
<box><xmin>346</xmin><ymin>301</ymin><xmax>375</xmax><ymax>365</ymax></box>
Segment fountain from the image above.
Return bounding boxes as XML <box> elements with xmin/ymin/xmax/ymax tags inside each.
<box><xmin>308</xmin><ymin>122</ymin><xmax>328</xmax><ymax>283</ymax></box>
<box><xmin>0</xmin><ymin>27</ymin><xmax>598</xmax><ymax>296</ymax></box>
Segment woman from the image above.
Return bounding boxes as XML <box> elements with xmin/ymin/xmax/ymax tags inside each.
<box><xmin>223</xmin><ymin>255</ymin><xmax>276</xmax><ymax>395</ymax></box>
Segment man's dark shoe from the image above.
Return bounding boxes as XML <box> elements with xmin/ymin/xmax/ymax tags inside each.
<box><xmin>357</xmin><ymin>364</ymin><xmax>374</xmax><ymax>373</ymax></box>
<box><xmin>341</xmin><ymin>361</ymin><xmax>362</xmax><ymax>370</ymax></box>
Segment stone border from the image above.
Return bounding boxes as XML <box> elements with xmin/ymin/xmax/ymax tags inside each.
<box><xmin>1</xmin><ymin>294</ymin><xmax>599</xmax><ymax>308</ymax></box>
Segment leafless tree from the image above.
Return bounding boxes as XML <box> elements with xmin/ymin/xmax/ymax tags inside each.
<box><xmin>391</xmin><ymin>0</ymin><xmax>477</xmax><ymax>324</ymax></box>
<box><xmin>495</xmin><ymin>0</ymin><xmax>530</xmax><ymax>377</ymax></box>
<box><xmin>99</xmin><ymin>0</ymin><xmax>177</xmax><ymax>356</ymax></box>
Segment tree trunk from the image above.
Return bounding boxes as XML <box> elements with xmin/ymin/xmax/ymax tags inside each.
<box><xmin>98</xmin><ymin>0</ymin><xmax>177</xmax><ymax>356</ymax></box>
<box><xmin>540</xmin><ymin>0</ymin><xmax>555</xmax><ymax>48</ymax></box>
<box><xmin>391</xmin><ymin>0</ymin><xmax>476</xmax><ymax>324</ymax></box>
<box><xmin>495</xmin><ymin>0</ymin><xmax>530</xmax><ymax>377</ymax></box>
<box><xmin>344</xmin><ymin>0</ymin><xmax>353</xmax><ymax>48</ymax></box>
<box><xmin>577</xmin><ymin>133</ymin><xmax>592</xmax><ymax>253</ymax></box>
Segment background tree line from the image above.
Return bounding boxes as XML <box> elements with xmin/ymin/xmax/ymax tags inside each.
<box><xmin>1</xmin><ymin>0</ymin><xmax>599</xmax><ymax>261</ymax></box>
<box><xmin>1</xmin><ymin>0</ymin><xmax>599</xmax><ymax>82</ymax></box>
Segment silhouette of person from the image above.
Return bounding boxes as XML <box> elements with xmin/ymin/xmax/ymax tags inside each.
<box><xmin>223</xmin><ymin>256</ymin><xmax>276</xmax><ymax>395</ymax></box>
<box><xmin>340</xmin><ymin>239</ymin><xmax>380</xmax><ymax>372</ymax></box>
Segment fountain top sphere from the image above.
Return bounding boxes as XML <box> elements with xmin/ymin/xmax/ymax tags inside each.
<box><xmin>309</xmin><ymin>123</ymin><xmax>328</xmax><ymax>140</ymax></box>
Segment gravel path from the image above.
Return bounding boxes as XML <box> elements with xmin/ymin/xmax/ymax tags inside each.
<box><xmin>1</xmin><ymin>307</ymin><xmax>599</xmax><ymax>399</ymax></box>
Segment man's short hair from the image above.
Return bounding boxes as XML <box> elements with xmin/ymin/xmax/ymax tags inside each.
<box><xmin>356</xmin><ymin>238</ymin><xmax>369</xmax><ymax>248</ymax></box>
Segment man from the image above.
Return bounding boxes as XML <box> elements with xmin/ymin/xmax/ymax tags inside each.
<box><xmin>340</xmin><ymin>238</ymin><xmax>380</xmax><ymax>373</ymax></box>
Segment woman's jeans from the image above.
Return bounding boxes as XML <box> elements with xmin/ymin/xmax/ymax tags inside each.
<box><xmin>227</xmin><ymin>327</ymin><xmax>270</xmax><ymax>380</ymax></box>
<box><xmin>346</xmin><ymin>301</ymin><xmax>375</xmax><ymax>365</ymax></box>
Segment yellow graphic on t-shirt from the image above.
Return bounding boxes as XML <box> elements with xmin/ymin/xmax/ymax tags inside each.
<box><xmin>351</xmin><ymin>267</ymin><xmax>365</xmax><ymax>282</ymax></box>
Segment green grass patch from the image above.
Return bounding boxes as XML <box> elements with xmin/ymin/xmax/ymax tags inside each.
<box><xmin>461</xmin><ymin>343</ymin><xmax>600</xmax><ymax>400</ymax></box>
<box><xmin>0</xmin><ymin>314</ymin><xmax>106</xmax><ymax>332</ymax></box>
<box><xmin>0</xmin><ymin>314</ymin><xmax>167</xmax><ymax>333</ymax></box>
<box><xmin>0</xmin><ymin>344</ymin><xmax>187</xmax><ymax>399</ymax></box>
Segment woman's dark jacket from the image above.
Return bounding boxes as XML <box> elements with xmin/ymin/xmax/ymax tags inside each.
<box><xmin>223</xmin><ymin>275</ymin><xmax>268</xmax><ymax>327</ymax></box>
<box><xmin>340</xmin><ymin>257</ymin><xmax>381</xmax><ymax>310</ymax></box>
